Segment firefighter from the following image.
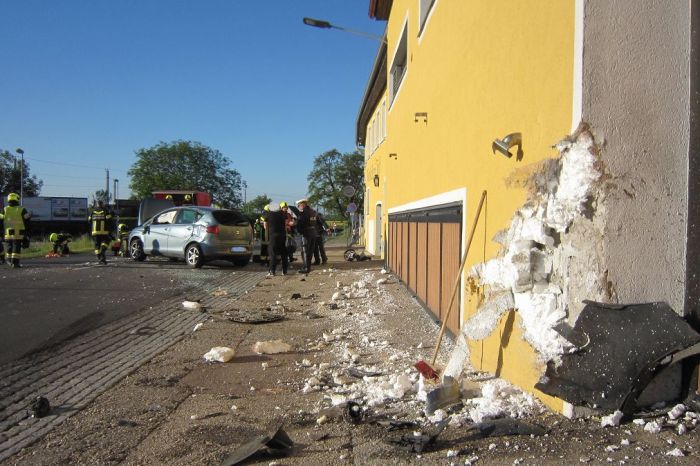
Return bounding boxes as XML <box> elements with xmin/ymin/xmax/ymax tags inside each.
<box><xmin>88</xmin><ymin>200</ymin><xmax>114</xmax><ymax>264</ymax></box>
<box><xmin>0</xmin><ymin>204</ymin><xmax>4</xmax><ymax>265</ymax></box>
<box><xmin>1</xmin><ymin>193</ymin><xmax>31</xmax><ymax>268</ymax></box>
<box><xmin>262</xmin><ymin>204</ymin><xmax>288</xmax><ymax>276</ymax></box>
<box><xmin>49</xmin><ymin>232</ymin><xmax>72</xmax><ymax>256</ymax></box>
<box><xmin>114</xmin><ymin>223</ymin><xmax>130</xmax><ymax>256</ymax></box>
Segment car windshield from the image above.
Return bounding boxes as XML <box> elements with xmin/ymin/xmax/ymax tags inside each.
<box><xmin>212</xmin><ymin>210</ymin><xmax>248</xmax><ymax>226</ymax></box>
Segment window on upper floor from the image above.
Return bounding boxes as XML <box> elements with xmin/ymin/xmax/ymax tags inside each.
<box><xmin>390</xmin><ymin>23</ymin><xmax>408</xmax><ymax>106</ymax></box>
<box><xmin>419</xmin><ymin>0</ymin><xmax>436</xmax><ymax>35</ymax></box>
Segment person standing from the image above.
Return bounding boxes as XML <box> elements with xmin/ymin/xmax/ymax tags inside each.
<box><xmin>1</xmin><ymin>193</ymin><xmax>31</xmax><ymax>268</ymax></box>
<box><xmin>0</xmin><ymin>204</ymin><xmax>5</xmax><ymax>265</ymax></box>
<box><xmin>89</xmin><ymin>200</ymin><xmax>114</xmax><ymax>264</ymax></box>
<box><xmin>280</xmin><ymin>201</ymin><xmax>297</xmax><ymax>263</ymax></box>
<box><xmin>262</xmin><ymin>204</ymin><xmax>288</xmax><ymax>276</ymax></box>
<box><xmin>313</xmin><ymin>212</ymin><xmax>329</xmax><ymax>265</ymax></box>
<box><xmin>289</xmin><ymin>199</ymin><xmax>318</xmax><ymax>274</ymax></box>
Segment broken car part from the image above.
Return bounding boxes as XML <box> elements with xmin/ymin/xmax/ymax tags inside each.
<box><xmin>220</xmin><ymin>421</ymin><xmax>294</xmax><ymax>466</ymax></box>
<box><xmin>535</xmin><ymin>301</ymin><xmax>700</xmax><ymax>414</ymax></box>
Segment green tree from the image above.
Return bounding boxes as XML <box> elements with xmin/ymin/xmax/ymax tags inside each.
<box><xmin>92</xmin><ymin>189</ymin><xmax>109</xmax><ymax>205</ymax></box>
<box><xmin>128</xmin><ymin>140</ymin><xmax>244</xmax><ymax>208</ymax></box>
<box><xmin>0</xmin><ymin>149</ymin><xmax>43</xmax><ymax>197</ymax></box>
<box><xmin>242</xmin><ymin>194</ymin><xmax>272</xmax><ymax>219</ymax></box>
<box><xmin>307</xmin><ymin>149</ymin><xmax>364</xmax><ymax>218</ymax></box>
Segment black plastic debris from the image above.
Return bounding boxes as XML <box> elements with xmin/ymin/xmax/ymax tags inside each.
<box><xmin>291</xmin><ymin>293</ymin><xmax>302</xmax><ymax>299</ymax></box>
<box><xmin>343</xmin><ymin>401</ymin><xmax>363</xmax><ymax>424</ymax></box>
<box><xmin>226</xmin><ymin>309</ymin><xmax>285</xmax><ymax>324</ymax></box>
<box><xmin>376</xmin><ymin>420</ymin><xmax>418</xmax><ymax>431</ymax></box>
<box><xmin>346</xmin><ymin>367</ymin><xmax>382</xmax><ymax>378</ymax></box>
<box><xmin>30</xmin><ymin>396</ymin><xmax>51</xmax><ymax>418</ymax></box>
<box><xmin>387</xmin><ymin>419</ymin><xmax>448</xmax><ymax>453</ymax></box>
<box><xmin>426</xmin><ymin>376</ymin><xmax>461</xmax><ymax>414</ymax></box>
<box><xmin>220</xmin><ymin>421</ymin><xmax>294</xmax><ymax>466</ymax></box>
<box><xmin>468</xmin><ymin>418</ymin><xmax>546</xmax><ymax>438</ymax></box>
<box><xmin>536</xmin><ymin>301</ymin><xmax>700</xmax><ymax>414</ymax></box>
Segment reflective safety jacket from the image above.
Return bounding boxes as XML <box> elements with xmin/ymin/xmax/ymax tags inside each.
<box><xmin>89</xmin><ymin>209</ymin><xmax>113</xmax><ymax>236</ymax></box>
<box><xmin>2</xmin><ymin>205</ymin><xmax>30</xmax><ymax>239</ymax></box>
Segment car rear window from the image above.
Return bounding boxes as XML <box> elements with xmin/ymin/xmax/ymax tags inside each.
<box><xmin>213</xmin><ymin>210</ymin><xmax>249</xmax><ymax>226</ymax></box>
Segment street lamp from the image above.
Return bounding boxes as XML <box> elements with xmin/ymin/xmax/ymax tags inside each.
<box><xmin>302</xmin><ymin>17</ymin><xmax>385</xmax><ymax>43</ymax></box>
<box><xmin>15</xmin><ymin>148</ymin><xmax>24</xmax><ymax>204</ymax></box>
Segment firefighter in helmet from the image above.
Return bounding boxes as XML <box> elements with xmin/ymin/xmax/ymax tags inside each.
<box><xmin>1</xmin><ymin>193</ymin><xmax>31</xmax><ymax>268</ymax></box>
<box><xmin>183</xmin><ymin>194</ymin><xmax>193</xmax><ymax>205</ymax></box>
<box><xmin>88</xmin><ymin>200</ymin><xmax>114</xmax><ymax>264</ymax></box>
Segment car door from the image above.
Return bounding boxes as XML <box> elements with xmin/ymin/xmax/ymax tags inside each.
<box><xmin>168</xmin><ymin>208</ymin><xmax>201</xmax><ymax>255</ymax></box>
<box><xmin>143</xmin><ymin>209</ymin><xmax>177</xmax><ymax>255</ymax></box>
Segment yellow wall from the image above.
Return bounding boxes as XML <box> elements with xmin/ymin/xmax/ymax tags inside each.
<box><xmin>363</xmin><ymin>0</ymin><xmax>574</xmax><ymax>411</ymax></box>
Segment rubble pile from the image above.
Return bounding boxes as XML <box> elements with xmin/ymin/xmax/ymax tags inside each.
<box><xmin>295</xmin><ymin>269</ymin><xmax>541</xmax><ymax>429</ymax></box>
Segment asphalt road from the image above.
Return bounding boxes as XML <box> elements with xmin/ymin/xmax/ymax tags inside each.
<box><xmin>0</xmin><ymin>253</ymin><xmax>263</xmax><ymax>365</ymax></box>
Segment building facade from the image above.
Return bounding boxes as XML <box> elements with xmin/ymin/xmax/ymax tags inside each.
<box><xmin>358</xmin><ymin>0</ymin><xmax>696</xmax><ymax>411</ymax></box>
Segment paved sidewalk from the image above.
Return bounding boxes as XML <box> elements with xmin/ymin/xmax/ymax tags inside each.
<box><xmin>3</xmin><ymin>247</ymin><xmax>699</xmax><ymax>465</ymax></box>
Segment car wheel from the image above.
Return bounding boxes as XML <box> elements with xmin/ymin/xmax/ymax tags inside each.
<box><xmin>130</xmin><ymin>239</ymin><xmax>146</xmax><ymax>261</ymax></box>
<box><xmin>232</xmin><ymin>256</ymin><xmax>250</xmax><ymax>267</ymax></box>
<box><xmin>185</xmin><ymin>243</ymin><xmax>204</xmax><ymax>268</ymax></box>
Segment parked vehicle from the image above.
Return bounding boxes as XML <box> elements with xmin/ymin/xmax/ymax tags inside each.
<box><xmin>128</xmin><ymin>206</ymin><xmax>253</xmax><ymax>268</ymax></box>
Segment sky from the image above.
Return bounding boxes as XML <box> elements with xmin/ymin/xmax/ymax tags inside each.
<box><xmin>0</xmin><ymin>1</ymin><xmax>386</xmax><ymax>206</ymax></box>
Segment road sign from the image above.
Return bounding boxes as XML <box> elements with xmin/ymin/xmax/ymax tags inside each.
<box><xmin>346</xmin><ymin>202</ymin><xmax>357</xmax><ymax>213</ymax></box>
<box><xmin>342</xmin><ymin>185</ymin><xmax>356</xmax><ymax>198</ymax></box>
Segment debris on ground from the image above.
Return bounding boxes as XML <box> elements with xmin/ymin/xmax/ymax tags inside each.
<box><xmin>252</xmin><ymin>339</ymin><xmax>293</xmax><ymax>354</ymax></box>
<box><xmin>219</xmin><ymin>421</ymin><xmax>294</xmax><ymax>466</ymax></box>
<box><xmin>30</xmin><ymin>396</ymin><xmax>51</xmax><ymax>418</ymax></box>
<box><xmin>182</xmin><ymin>300</ymin><xmax>203</xmax><ymax>310</ymax></box>
<box><xmin>203</xmin><ymin>346</ymin><xmax>235</xmax><ymax>363</ymax></box>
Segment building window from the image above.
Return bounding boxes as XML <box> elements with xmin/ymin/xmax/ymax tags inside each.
<box><xmin>390</xmin><ymin>23</ymin><xmax>408</xmax><ymax>106</ymax></box>
<box><xmin>419</xmin><ymin>0</ymin><xmax>436</xmax><ymax>35</ymax></box>
<box><xmin>382</xmin><ymin>99</ymin><xmax>387</xmax><ymax>139</ymax></box>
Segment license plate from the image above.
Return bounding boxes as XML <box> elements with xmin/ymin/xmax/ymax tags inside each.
<box><xmin>231</xmin><ymin>246</ymin><xmax>246</xmax><ymax>253</ymax></box>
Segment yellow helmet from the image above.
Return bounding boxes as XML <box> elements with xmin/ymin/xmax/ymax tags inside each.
<box><xmin>49</xmin><ymin>233</ymin><xmax>58</xmax><ymax>242</ymax></box>
<box><xmin>279</xmin><ymin>201</ymin><xmax>288</xmax><ymax>208</ymax></box>
<box><xmin>263</xmin><ymin>204</ymin><xmax>270</xmax><ymax>211</ymax></box>
<box><xmin>165</xmin><ymin>194</ymin><xmax>173</xmax><ymax>200</ymax></box>
<box><xmin>184</xmin><ymin>194</ymin><xmax>192</xmax><ymax>201</ymax></box>
<box><xmin>118</xmin><ymin>223</ymin><xmax>128</xmax><ymax>231</ymax></box>
<box><xmin>8</xmin><ymin>193</ymin><xmax>20</xmax><ymax>202</ymax></box>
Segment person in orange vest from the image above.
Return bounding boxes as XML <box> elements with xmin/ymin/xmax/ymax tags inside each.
<box><xmin>1</xmin><ymin>193</ymin><xmax>32</xmax><ymax>268</ymax></box>
<box><xmin>88</xmin><ymin>200</ymin><xmax>114</xmax><ymax>264</ymax></box>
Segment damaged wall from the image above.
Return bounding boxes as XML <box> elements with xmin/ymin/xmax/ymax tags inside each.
<box><xmin>582</xmin><ymin>0</ymin><xmax>690</xmax><ymax>314</ymax></box>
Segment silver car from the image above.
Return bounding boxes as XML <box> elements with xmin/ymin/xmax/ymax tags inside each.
<box><xmin>128</xmin><ymin>206</ymin><xmax>253</xmax><ymax>268</ymax></box>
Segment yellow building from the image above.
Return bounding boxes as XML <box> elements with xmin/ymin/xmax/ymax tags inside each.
<box><xmin>358</xmin><ymin>0</ymin><xmax>580</xmax><ymax>411</ymax></box>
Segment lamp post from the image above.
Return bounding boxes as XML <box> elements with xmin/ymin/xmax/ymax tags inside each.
<box><xmin>15</xmin><ymin>148</ymin><xmax>24</xmax><ymax>204</ymax></box>
<box><xmin>302</xmin><ymin>17</ymin><xmax>385</xmax><ymax>43</ymax></box>
<box><xmin>113</xmin><ymin>178</ymin><xmax>120</xmax><ymax>222</ymax></box>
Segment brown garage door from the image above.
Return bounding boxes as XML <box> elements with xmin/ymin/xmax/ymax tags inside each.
<box><xmin>387</xmin><ymin>203</ymin><xmax>462</xmax><ymax>336</ymax></box>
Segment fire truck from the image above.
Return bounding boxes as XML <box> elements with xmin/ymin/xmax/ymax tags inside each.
<box><xmin>152</xmin><ymin>190</ymin><xmax>212</xmax><ymax>207</ymax></box>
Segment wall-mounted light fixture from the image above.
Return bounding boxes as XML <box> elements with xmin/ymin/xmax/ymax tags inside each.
<box><xmin>492</xmin><ymin>132</ymin><xmax>523</xmax><ymax>160</ymax></box>
<box><xmin>414</xmin><ymin>112</ymin><xmax>428</xmax><ymax>123</ymax></box>
<box><xmin>373</xmin><ymin>174</ymin><xmax>380</xmax><ymax>187</ymax></box>
<box><xmin>388</xmin><ymin>153</ymin><xmax>398</xmax><ymax>159</ymax></box>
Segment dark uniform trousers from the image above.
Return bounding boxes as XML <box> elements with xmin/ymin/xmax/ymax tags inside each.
<box><xmin>268</xmin><ymin>234</ymin><xmax>288</xmax><ymax>274</ymax></box>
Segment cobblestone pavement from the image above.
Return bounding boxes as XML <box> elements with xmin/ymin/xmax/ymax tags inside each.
<box><xmin>0</xmin><ymin>268</ymin><xmax>264</xmax><ymax>461</ymax></box>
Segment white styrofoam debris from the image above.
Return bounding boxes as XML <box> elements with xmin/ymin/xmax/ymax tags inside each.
<box><xmin>331</xmin><ymin>291</ymin><xmax>344</xmax><ymax>302</ymax></box>
<box><xmin>643</xmin><ymin>421</ymin><xmax>662</xmax><ymax>434</ymax></box>
<box><xmin>620</xmin><ymin>439</ymin><xmax>630</xmax><ymax>446</ymax></box>
<box><xmin>429</xmin><ymin>409</ymin><xmax>448</xmax><ymax>423</ymax></box>
<box><xmin>252</xmin><ymin>340</ymin><xmax>293</xmax><ymax>354</ymax></box>
<box><xmin>677</xmin><ymin>423</ymin><xmax>687</xmax><ymax>435</ymax></box>
<box><xmin>203</xmin><ymin>346</ymin><xmax>235</xmax><ymax>363</ymax></box>
<box><xmin>601</xmin><ymin>410</ymin><xmax>624</xmax><ymax>428</ymax></box>
<box><xmin>380</xmin><ymin>268</ymin><xmax>388</xmax><ymax>274</ymax></box>
<box><xmin>192</xmin><ymin>322</ymin><xmax>203</xmax><ymax>332</ymax></box>
<box><xmin>446</xmin><ymin>449</ymin><xmax>458</xmax><ymax>457</ymax></box>
<box><xmin>665</xmin><ymin>448</ymin><xmax>684</xmax><ymax>457</ymax></box>
<box><xmin>467</xmin><ymin>379</ymin><xmax>539</xmax><ymax>423</ymax></box>
<box><xmin>182</xmin><ymin>300</ymin><xmax>202</xmax><ymax>310</ymax></box>
<box><xmin>301</xmin><ymin>359</ymin><xmax>312</xmax><ymax>367</ymax></box>
<box><xmin>464</xmin><ymin>291</ymin><xmax>514</xmax><ymax>340</ymax></box>
<box><xmin>330</xmin><ymin>394</ymin><xmax>348</xmax><ymax>406</ymax></box>
<box><xmin>376</xmin><ymin>278</ymin><xmax>388</xmax><ymax>286</ymax></box>
<box><xmin>667</xmin><ymin>403</ymin><xmax>686</xmax><ymax>420</ymax></box>
<box><xmin>632</xmin><ymin>418</ymin><xmax>646</xmax><ymax>426</ymax></box>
